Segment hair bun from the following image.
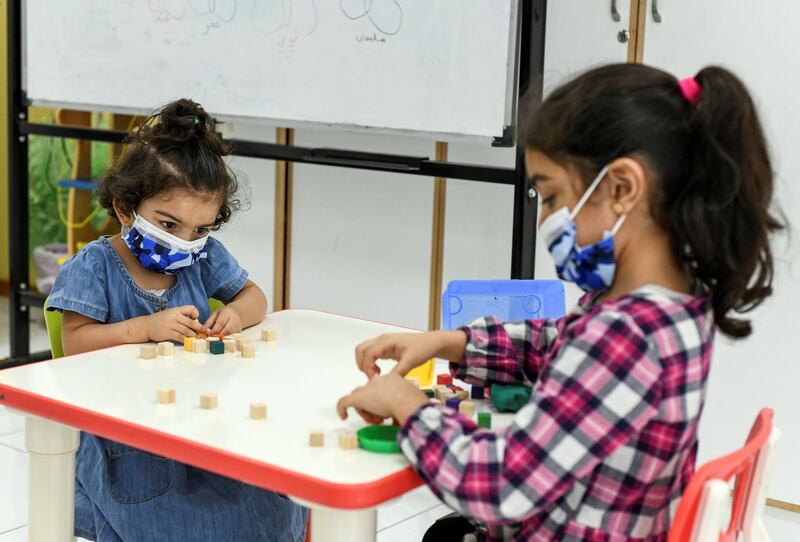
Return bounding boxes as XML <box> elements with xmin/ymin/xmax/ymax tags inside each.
<box><xmin>140</xmin><ymin>98</ymin><xmax>213</xmax><ymax>147</ymax></box>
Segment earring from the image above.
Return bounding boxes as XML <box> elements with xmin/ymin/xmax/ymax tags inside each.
<box><xmin>612</xmin><ymin>202</ymin><xmax>625</xmax><ymax>214</ymax></box>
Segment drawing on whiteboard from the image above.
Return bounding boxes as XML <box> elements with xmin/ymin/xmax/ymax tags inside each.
<box><xmin>340</xmin><ymin>0</ymin><xmax>403</xmax><ymax>36</ymax></box>
<box><xmin>251</xmin><ymin>0</ymin><xmax>318</xmax><ymax>37</ymax></box>
<box><xmin>148</xmin><ymin>0</ymin><xmax>187</xmax><ymax>22</ymax></box>
<box><xmin>187</xmin><ymin>0</ymin><xmax>238</xmax><ymax>33</ymax></box>
<box><xmin>187</xmin><ymin>0</ymin><xmax>237</xmax><ymax>23</ymax></box>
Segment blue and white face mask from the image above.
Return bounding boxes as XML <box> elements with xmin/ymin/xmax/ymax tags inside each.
<box><xmin>121</xmin><ymin>211</ymin><xmax>208</xmax><ymax>275</ymax></box>
<box><xmin>538</xmin><ymin>165</ymin><xmax>627</xmax><ymax>292</ymax></box>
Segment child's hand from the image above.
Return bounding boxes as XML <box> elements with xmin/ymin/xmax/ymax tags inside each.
<box><xmin>147</xmin><ymin>305</ymin><xmax>207</xmax><ymax>342</ymax></box>
<box><xmin>337</xmin><ymin>373</ymin><xmax>429</xmax><ymax>425</ymax></box>
<box><xmin>204</xmin><ymin>306</ymin><xmax>243</xmax><ymax>336</ymax></box>
<box><xmin>355</xmin><ymin>331</ymin><xmax>465</xmax><ymax>380</ymax></box>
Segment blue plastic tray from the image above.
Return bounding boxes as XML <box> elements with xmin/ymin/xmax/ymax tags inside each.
<box><xmin>441</xmin><ymin>280</ymin><xmax>566</xmax><ymax>330</ymax></box>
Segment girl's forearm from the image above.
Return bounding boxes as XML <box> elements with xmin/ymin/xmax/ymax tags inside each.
<box><xmin>227</xmin><ymin>282</ymin><xmax>268</xmax><ymax>328</ymax></box>
<box><xmin>62</xmin><ymin>316</ymin><xmax>151</xmax><ymax>356</ymax></box>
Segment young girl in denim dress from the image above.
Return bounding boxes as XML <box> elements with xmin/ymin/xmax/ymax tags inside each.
<box><xmin>338</xmin><ymin>65</ymin><xmax>785</xmax><ymax>541</ymax></box>
<box><xmin>47</xmin><ymin>99</ymin><xmax>306</xmax><ymax>541</ymax></box>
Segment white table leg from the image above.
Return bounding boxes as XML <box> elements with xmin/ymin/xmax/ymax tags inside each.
<box><xmin>25</xmin><ymin>416</ymin><xmax>80</xmax><ymax>542</ymax></box>
<box><xmin>309</xmin><ymin>507</ymin><xmax>377</xmax><ymax>542</ymax></box>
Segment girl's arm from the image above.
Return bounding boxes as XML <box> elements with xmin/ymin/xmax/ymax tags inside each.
<box><xmin>62</xmin><ymin>306</ymin><xmax>207</xmax><ymax>356</ymax></box>
<box><xmin>453</xmin><ymin>315</ymin><xmax>563</xmax><ymax>387</ymax></box>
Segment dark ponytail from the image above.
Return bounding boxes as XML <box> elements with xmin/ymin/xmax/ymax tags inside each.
<box><xmin>97</xmin><ymin>98</ymin><xmax>242</xmax><ymax>228</ymax></box>
<box><xmin>521</xmin><ymin>64</ymin><xmax>785</xmax><ymax>338</ymax></box>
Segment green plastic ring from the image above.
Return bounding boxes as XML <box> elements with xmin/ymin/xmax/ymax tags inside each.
<box><xmin>357</xmin><ymin>425</ymin><xmax>400</xmax><ymax>454</ymax></box>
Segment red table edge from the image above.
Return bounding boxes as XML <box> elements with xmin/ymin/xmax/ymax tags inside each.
<box><xmin>0</xmin><ymin>384</ymin><xmax>422</xmax><ymax>509</ymax></box>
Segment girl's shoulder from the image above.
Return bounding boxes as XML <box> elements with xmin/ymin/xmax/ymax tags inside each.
<box><xmin>59</xmin><ymin>237</ymin><xmax>117</xmax><ymax>275</ymax></box>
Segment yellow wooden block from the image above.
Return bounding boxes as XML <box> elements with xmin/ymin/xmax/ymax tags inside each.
<box><xmin>250</xmin><ymin>402</ymin><xmax>267</xmax><ymax>420</ymax></box>
<box><xmin>260</xmin><ymin>329</ymin><xmax>277</xmax><ymax>342</ymax></box>
<box><xmin>199</xmin><ymin>393</ymin><xmax>218</xmax><ymax>409</ymax></box>
<box><xmin>157</xmin><ymin>388</ymin><xmax>175</xmax><ymax>404</ymax></box>
<box><xmin>309</xmin><ymin>429</ymin><xmax>324</xmax><ymax>447</ymax></box>
<box><xmin>140</xmin><ymin>345</ymin><xmax>157</xmax><ymax>360</ymax></box>
<box><xmin>184</xmin><ymin>337</ymin><xmax>194</xmax><ymax>351</ymax></box>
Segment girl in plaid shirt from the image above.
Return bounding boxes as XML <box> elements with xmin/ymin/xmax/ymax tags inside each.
<box><xmin>338</xmin><ymin>64</ymin><xmax>784</xmax><ymax>541</ymax></box>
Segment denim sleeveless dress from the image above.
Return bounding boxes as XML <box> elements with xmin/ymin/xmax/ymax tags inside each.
<box><xmin>47</xmin><ymin>236</ymin><xmax>307</xmax><ymax>542</ymax></box>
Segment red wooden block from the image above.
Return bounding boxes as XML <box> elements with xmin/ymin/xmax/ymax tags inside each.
<box><xmin>437</xmin><ymin>374</ymin><xmax>453</xmax><ymax>386</ymax></box>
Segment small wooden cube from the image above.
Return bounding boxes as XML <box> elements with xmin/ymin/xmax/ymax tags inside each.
<box><xmin>434</xmin><ymin>385</ymin><xmax>454</xmax><ymax>401</ymax></box>
<box><xmin>260</xmin><ymin>329</ymin><xmax>277</xmax><ymax>342</ymax></box>
<box><xmin>157</xmin><ymin>388</ymin><xmax>175</xmax><ymax>404</ymax></box>
<box><xmin>456</xmin><ymin>390</ymin><xmax>469</xmax><ymax>400</ymax></box>
<box><xmin>338</xmin><ymin>431</ymin><xmax>358</xmax><ymax>450</ymax></box>
<box><xmin>241</xmin><ymin>343</ymin><xmax>256</xmax><ymax>358</ymax></box>
<box><xmin>250</xmin><ymin>402</ymin><xmax>267</xmax><ymax>420</ymax></box>
<box><xmin>237</xmin><ymin>337</ymin><xmax>253</xmax><ymax>351</ymax></box>
<box><xmin>458</xmin><ymin>400</ymin><xmax>475</xmax><ymax>417</ymax></box>
<box><xmin>477</xmin><ymin>412</ymin><xmax>492</xmax><ymax>429</ymax></box>
<box><xmin>157</xmin><ymin>342</ymin><xmax>174</xmax><ymax>356</ymax></box>
<box><xmin>309</xmin><ymin>429</ymin><xmax>325</xmax><ymax>447</ymax></box>
<box><xmin>199</xmin><ymin>393</ymin><xmax>218</xmax><ymax>409</ymax></box>
<box><xmin>193</xmin><ymin>339</ymin><xmax>208</xmax><ymax>353</ymax></box>
<box><xmin>183</xmin><ymin>337</ymin><xmax>194</xmax><ymax>351</ymax></box>
<box><xmin>210</xmin><ymin>340</ymin><xmax>225</xmax><ymax>355</ymax></box>
<box><xmin>223</xmin><ymin>338</ymin><xmax>237</xmax><ymax>353</ymax></box>
<box><xmin>140</xmin><ymin>345</ymin><xmax>157</xmax><ymax>359</ymax></box>
<box><xmin>470</xmin><ymin>386</ymin><xmax>486</xmax><ymax>400</ymax></box>
<box><xmin>197</xmin><ymin>331</ymin><xmax>208</xmax><ymax>339</ymax></box>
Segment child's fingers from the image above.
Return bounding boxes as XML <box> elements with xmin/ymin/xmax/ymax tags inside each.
<box><xmin>204</xmin><ymin>311</ymin><xmax>220</xmax><ymax>330</ymax></box>
<box><xmin>177</xmin><ymin>305</ymin><xmax>201</xmax><ymax>320</ymax></box>
<box><xmin>210</xmin><ymin>311</ymin><xmax>230</xmax><ymax>334</ymax></box>
<box><xmin>356</xmin><ymin>408</ymin><xmax>384</xmax><ymax>425</ymax></box>
<box><xmin>183</xmin><ymin>316</ymin><xmax>207</xmax><ymax>335</ymax></box>
<box><xmin>173</xmin><ymin>322</ymin><xmax>197</xmax><ymax>339</ymax></box>
<box><xmin>356</xmin><ymin>339</ymin><xmax>385</xmax><ymax>379</ymax></box>
<box><xmin>337</xmin><ymin>389</ymin><xmax>363</xmax><ymax>420</ymax></box>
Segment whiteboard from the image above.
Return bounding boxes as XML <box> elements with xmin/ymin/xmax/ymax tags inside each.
<box><xmin>24</xmin><ymin>0</ymin><xmax>519</xmax><ymax>140</ymax></box>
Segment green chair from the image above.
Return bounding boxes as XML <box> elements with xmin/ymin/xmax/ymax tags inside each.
<box><xmin>44</xmin><ymin>297</ymin><xmax>225</xmax><ymax>358</ymax></box>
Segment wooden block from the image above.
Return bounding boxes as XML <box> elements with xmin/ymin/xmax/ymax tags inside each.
<box><xmin>157</xmin><ymin>341</ymin><xmax>174</xmax><ymax>356</ymax></box>
<box><xmin>236</xmin><ymin>337</ymin><xmax>249</xmax><ymax>351</ymax></box>
<box><xmin>199</xmin><ymin>393</ymin><xmax>218</xmax><ymax>410</ymax></box>
<box><xmin>260</xmin><ymin>328</ymin><xmax>277</xmax><ymax>342</ymax></box>
<box><xmin>156</xmin><ymin>388</ymin><xmax>175</xmax><ymax>404</ymax></box>
<box><xmin>434</xmin><ymin>385</ymin><xmax>454</xmax><ymax>401</ymax></box>
<box><xmin>309</xmin><ymin>429</ymin><xmax>324</xmax><ymax>447</ymax></box>
<box><xmin>477</xmin><ymin>412</ymin><xmax>492</xmax><ymax>429</ymax></box>
<box><xmin>197</xmin><ymin>332</ymin><xmax>208</xmax><ymax>339</ymax></box>
<box><xmin>458</xmin><ymin>400</ymin><xmax>475</xmax><ymax>417</ymax></box>
<box><xmin>210</xmin><ymin>340</ymin><xmax>225</xmax><ymax>355</ymax></box>
<box><xmin>406</xmin><ymin>376</ymin><xmax>420</xmax><ymax>388</ymax></box>
<box><xmin>437</xmin><ymin>374</ymin><xmax>453</xmax><ymax>386</ymax></box>
<box><xmin>193</xmin><ymin>339</ymin><xmax>208</xmax><ymax>353</ymax></box>
<box><xmin>207</xmin><ymin>336</ymin><xmax>220</xmax><ymax>342</ymax></box>
<box><xmin>241</xmin><ymin>343</ymin><xmax>256</xmax><ymax>358</ymax></box>
<box><xmin>456</xmin><ymin>390</ymin><xmax>469</xmax><ymax>400</ymax></box>
<box><xmin>223</xmin><ymin>339</ymin><xmax>237</xmax><ymax>353</ymax></box>
<box><xmin>250</xmin><ymin>402</ymin><xmax>267</xmax><ymax>420</ymax></box>
<box><xmin>183</xmin><ymin>337</ymin><xmax>194</xmax><ymax>351</ymax></box>
<box><xmin>470</xmin><ymin>386</ymin><xmax>485</xmax><ymax>400</ymax></box>
<box><xmin>338</xmin><ymin>431</ymin><xmax>358</xmax><ymax>450</ymax></box>
<box><xmin>140</xmin><ymin>345</ymin><xmax>157</xmax><ymax>359</ymax></box>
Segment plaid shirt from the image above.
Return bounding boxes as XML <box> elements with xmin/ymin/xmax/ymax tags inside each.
<box><xmin>399</xmin><ymin>285</ymin><xmax>714</xmax><ymax>541</ymax></box>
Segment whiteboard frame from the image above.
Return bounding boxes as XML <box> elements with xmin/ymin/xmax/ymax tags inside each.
<box><xmin>21</xmin><ymin>0</ymin><xmax>522</xmax><ymax>144</ymax></box>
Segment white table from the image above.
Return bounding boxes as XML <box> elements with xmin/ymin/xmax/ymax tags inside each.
<box><xmin>0</xmin><ymin>310</ymin><xmax>423</xmax><ymax>542</ymax></box>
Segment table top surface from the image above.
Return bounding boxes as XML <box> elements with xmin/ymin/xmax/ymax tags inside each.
<box><xmin>0</xmin><ymin>309</ymin><xmax>424</xmax><ymax>509</ymax></box>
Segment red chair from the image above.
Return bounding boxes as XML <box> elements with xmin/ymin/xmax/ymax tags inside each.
<box><xmin>669</xmin><ymin>408</ymin><xmax>781</xmax><ymax>542</ymax></box>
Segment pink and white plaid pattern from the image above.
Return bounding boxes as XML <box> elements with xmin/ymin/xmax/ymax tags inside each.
<box><xmin>399</xmin><ymin>286</ymin><xmax>714</xmax><ymax>541</ymax></box>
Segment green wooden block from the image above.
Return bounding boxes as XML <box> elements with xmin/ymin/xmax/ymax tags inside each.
<box><xmin>477</xmin><ymin>412</ymin><xmax>492</xmax><ymax>429</ymax></box>
<box><xmin>210</xmin><ymin>340</ymin><xmax>225</xmax><ymax>355</ymax></box>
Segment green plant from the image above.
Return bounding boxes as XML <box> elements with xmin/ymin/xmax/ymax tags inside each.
<box><xmin>27</xmin><ymin>111</ymin><xmax>113</xmax><ymax>251</ymax></box>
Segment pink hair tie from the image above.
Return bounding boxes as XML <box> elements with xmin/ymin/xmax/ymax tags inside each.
<box><xmin>679</xmin><ymin>77</ymin><xmax>701</xmax><ymax>105</ymax></box>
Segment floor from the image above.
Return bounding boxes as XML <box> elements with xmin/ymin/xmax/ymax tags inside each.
<box><xmin>1</xmin><ymin>298</ymin><xmax>798</xmax><ymax>541</ymax></box>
